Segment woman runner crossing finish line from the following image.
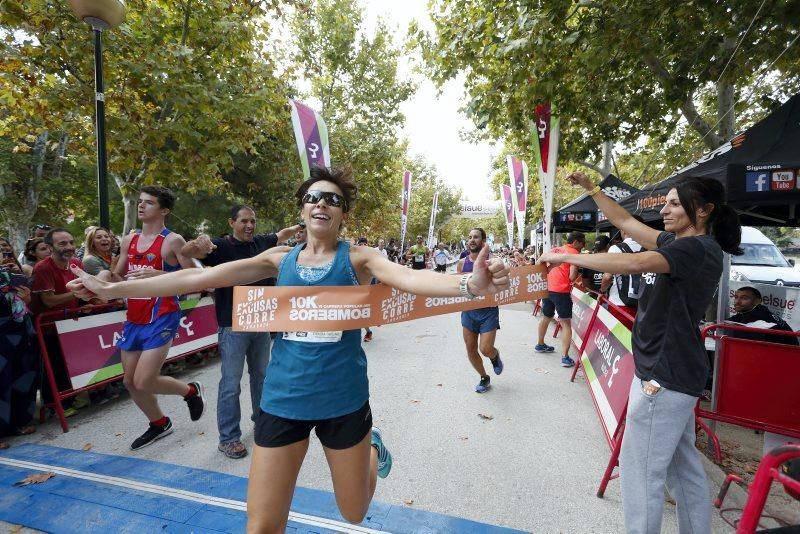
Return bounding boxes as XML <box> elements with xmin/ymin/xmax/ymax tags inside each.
<box><xmin>68</xmin><ymin>166</ymin><xmax>510</xmax><ymax>532</ymax></box>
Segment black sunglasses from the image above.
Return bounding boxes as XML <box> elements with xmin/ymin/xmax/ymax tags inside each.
<box><xmin>302</xmin><ymin>190</ymin><xmax>347</xmax><ymax>210</ymax></box>
<box><xmin>34</xmin><ymin>224</ymin><xmax>51</xmax><ymax>230</ymax></box>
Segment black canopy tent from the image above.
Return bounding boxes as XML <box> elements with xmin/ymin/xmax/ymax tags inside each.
<box><xmin>608</xmin><ymin>93</ymin><xmax>800</xmax><ymax>228</ymax></box>
<box><xmin>553</xmin><ymin>174</ymin><xmax>639</xmax><ymax>232</ymax></box>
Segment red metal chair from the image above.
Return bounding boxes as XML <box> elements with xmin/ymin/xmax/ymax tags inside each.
<box><xmin>715</xmin><ymin>444</ymin><xmax>800</xmax><ymax>533</ymax></box>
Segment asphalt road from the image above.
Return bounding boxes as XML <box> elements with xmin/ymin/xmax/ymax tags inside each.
<box><xmin>6</xmin><ymin>302</ymin><xmax>733</xmax><ymax>533</ymax></box>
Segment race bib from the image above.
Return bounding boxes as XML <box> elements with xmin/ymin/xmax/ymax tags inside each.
<box><xmin>415</xmin><ymin>254</ymin><xmax>425</xmax><ymax>262</ymax></box>
<box><xmin>282</xmin><ymin>331</ymin><xmax>343</xmax><ymax>343</ymax></box>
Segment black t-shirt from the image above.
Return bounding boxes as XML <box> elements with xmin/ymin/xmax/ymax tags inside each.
<box><xmin>203</xmin><ymin>234</ymin><xmax>278</xmax><ymax>327</ymax></box>
<box><xmin>632</xmin><ymin>232</ymin><xmax>722</xmax><ymax>396</ymax></box>
<box><xmin>581</xmin><ymin>268</ymin><xmax>604</xmax><ymax>292</ymax></box>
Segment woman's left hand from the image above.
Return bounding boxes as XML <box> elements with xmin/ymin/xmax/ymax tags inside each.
<box><xmin>538</xmin><ymin>252</ymin><xmax>565</xmax><ymax>267</ymax></box>
<box><xmin>467</xmin><ymin>245</ymin><xmax>510</xmax><ymax>296</ymax></box>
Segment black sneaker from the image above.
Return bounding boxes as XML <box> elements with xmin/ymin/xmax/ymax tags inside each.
<box><xmin>185</xmin><ymin>382</ymin><xmax>205</xmax><ymax>421</ymax></box>
<box><xmin>475</xmin><ymin>375</ymin><xmax>491</xmax><ymax>393</ymax></box>
<box><xmin>130</xmin><ymin>419</ymin><xmax>174</xmax><ymax>450</ymax></box>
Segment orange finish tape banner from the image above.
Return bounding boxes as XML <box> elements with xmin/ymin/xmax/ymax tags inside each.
<box><xmin>232</xmin><ymin>264</ymin><xmax>549</xmax><ymax>332</ymax></box>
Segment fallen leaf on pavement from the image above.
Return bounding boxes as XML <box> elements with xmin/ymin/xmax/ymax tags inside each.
<box><xmin>82</xmin><ymin>443</ymin><xmax>93</xmax><ymax>451</ymax></box>
<box><xmin>478</xmin><ymin>413</ymin><xmax>493</xmax><ymax>420</ymax></box>
<box><xmin>534</xmin><ymin>367</ymin><xmax>549</xmax><ymax>374</ymax></box>
<box><xmin>198</xmin><ymin>432</ymin><xmax>205</xmax><ymax>435</ymax></box>
<box><xmin>9</xmin><ymin>525</ymin><xmax>22</xmax><ymax>533</ymax></box>
<box><xmin>409</xmin><ymin>399</ymin><xmax>420</xmax><ymax>404</ymax></box>
<box><xmin>435</xmin><ymin>384</ymin><xmax>443</xmax><ymax>387</ymax></box>
<box><xmin>404</xmin><ymin>499</ymin><xmax>414</xmax><ymax>506</ymax></box>
<box><xmin>459</xmin><ymin>436</ymin><xmax>469</xmax><ymax>441</ymax></box>
<box><xmin>114</xmin><ymin>433</ymin><xmax>123</xmax><ymax>437</ymax></box>
<box><xmin>14</xmin><ymin>472</ymin><xmax>55</xmax><ymax>486</ymax></box>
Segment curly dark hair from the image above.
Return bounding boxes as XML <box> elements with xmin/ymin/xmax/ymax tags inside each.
<box><xmin>294</xmin><ymin>166</ymin><xmax>357</xmax><ymax>213</ymax></box>
<box><xmin>24</xmin><ymin>237</ymin><xmax>45</xmax><ymax>262</ymax></box>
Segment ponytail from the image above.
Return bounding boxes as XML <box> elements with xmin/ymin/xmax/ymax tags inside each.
<box><xmin>711</xmin><ymin>204</ymin><xmax>743</xmax><ymax>255</ymax></box>
<box><xmin>675</xmin><ymin>177</ymin><xmax>743</xmax><ymax>255</ymax></box>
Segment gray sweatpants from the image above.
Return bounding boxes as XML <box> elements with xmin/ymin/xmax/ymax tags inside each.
<box><xmin>620</xmin><ymin>378</ymin><xmax>711</xmax><ymax>534</ymax></box>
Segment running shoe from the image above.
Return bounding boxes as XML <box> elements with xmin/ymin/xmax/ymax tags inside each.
<box><xmin>371</xmin><ymin>427</ymin><xmax>393</xmax><ymax>479</ymax></box>
<box><xmin>185</xmin><ymin>382</ymin><xmax>205</xmax><ymax>421</ymax></box>
<box><xmin>363</xmin><ymin>330</ymin><xmax>373</xmax><ymax>342</ymax></box>
<box><xmin>130</xmin><ymin>419</ymin><xmax>174</xmax><ymax>450</ymax></box>
<box><xmin>561</xmin><ymin>356</ymin><xmax>576</xmax><ymax>368</ymax></box>
<box><xmin>218</xmin><ymin>440</ymin><xmax>248</xmax><ymax>459</ymax></box>
<box><xmin>491</xmin><ymin>352</ymin><xmax>504</xmax><ymax>375</ymax></box>
<box><xmin>534</xmin><ymin>343</ymin><xmax>555</xmax><ymax>353</ymax></box>
<box><xmin>475</xmin><ymin>375</ymin><xmax>491</xmax><ymax>393</ymax></box>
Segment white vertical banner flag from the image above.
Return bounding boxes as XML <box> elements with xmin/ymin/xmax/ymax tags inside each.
<box><xmin>532</xmin><ymin>102</ymin><xmax>560</xmax><ymax>251</ymax></box>
<box><xmin>500</xmin><ymin>184</ymin><xmax>515</xmax><ymax>246</ymax></box>
<box><xmin>506</xmin><ymin>155</ymin><xmax>529</xmax><ymax>249</ymax></box>
<box><xmin>289</xmin><ymin>99</ymin><xmax>330</xmax><ymax>179</ymax></box>
<box><xmin>426</xmin><ymin>190</ymin><xmax>439</xmax><ymax>249</ymax></box>
<box><xmin>400</xmin><ymin>170</ymin><xmax>412</xmax><ymax>249</ymax></box>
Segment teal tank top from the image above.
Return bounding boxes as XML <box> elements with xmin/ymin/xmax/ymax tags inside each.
<box><xmin>260</xmin><ymin>240</ymin><xmax>369</xmax><ymax>420</ymax></box>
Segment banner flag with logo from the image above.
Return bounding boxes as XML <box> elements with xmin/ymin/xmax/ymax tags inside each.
<box><xmin>289</xmin><ymin>99</ymin><xmax>330</xmax><ymax>179</ymax></box>
<box><xmin>500</xmin><ymin>184</ymin><xmax>515</xmax><ymax>246</ymax></box>
<box><xmin>426</xmin><ymin>190</ymin><xmax>439</xmax><ymax>249</ymax></box>
<box><xmin>400</xmin><ymin>170</ymin><xmax>412</xmax><ymax>249</ymax></box>
<box><xmin>531</xmin><ymin>102</ymin><xmax>560</xmax><ymax>251</ymax></box>
<box><xmin>506</xmin><ymin>155</ymin><xmax>529</xmax><ymax>249</ymax></box>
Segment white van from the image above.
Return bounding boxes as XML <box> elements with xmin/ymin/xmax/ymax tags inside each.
<box><xmin>730</xmin><ymin>226</ymin><xmax>800</xmax><ymax>286</ymax></box>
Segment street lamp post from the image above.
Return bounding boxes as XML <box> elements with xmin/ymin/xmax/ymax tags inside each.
<box><xmin>67</xmin><ymin>0</ymin><xmax>125</xmax><ymax>229</ymax></box>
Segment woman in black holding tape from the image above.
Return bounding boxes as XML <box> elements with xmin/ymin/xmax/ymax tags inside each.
<box><xmin>67</xmin><ymin>166</ymin><xmax>510</xmax><ymax>532</ymax></box>
<box><xmin>540</xmin><ymin>172</ymin><xmax>741</xmax><ymax>534</ymax></box>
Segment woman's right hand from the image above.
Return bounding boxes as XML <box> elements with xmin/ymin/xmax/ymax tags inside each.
<box><xmin>566</xmin><ymin>171</ymin><xmax>595</xmax><ymax>191</ymax></box>
<box><xmin>67</xmin><ymin>266</ymin><xmax>110</xmax><ymax>301</ymax></box>
<box><xmin>14</xmin><ymin>285</ymin><xmax>31</xmax><ymax>304</ymax></box>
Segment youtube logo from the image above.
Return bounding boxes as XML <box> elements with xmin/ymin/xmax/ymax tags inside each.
<box><xmin>771</xmin><ymin>170</ymin><xmax>795</xmax><ymax>191</ymax></box>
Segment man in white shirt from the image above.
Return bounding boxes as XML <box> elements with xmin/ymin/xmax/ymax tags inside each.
<box><xmin>600</xmin><ymin>229</ymin><xmax>642</xmax><ymax>314</ymax></box>
<box><xmin>432</xmin><ymin>243</ymin><xmax>451</xmax><ymax>273</ymax></box>
<box><xmin>375</xmin><ymin>238</ymin><xmax>388</xmax><ymax>258</ymax></box>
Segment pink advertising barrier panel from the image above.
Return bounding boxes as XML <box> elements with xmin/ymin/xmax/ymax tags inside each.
<box><xmin>55</xmin><ymin>297</ymin><xmax>219</xmax><ymax>390</ymax></box>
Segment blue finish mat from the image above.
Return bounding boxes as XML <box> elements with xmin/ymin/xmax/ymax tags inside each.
<box><xmin>0</xmin><ymin>444</ymin><xmax>527</xmax><ymax>533</ymax></box>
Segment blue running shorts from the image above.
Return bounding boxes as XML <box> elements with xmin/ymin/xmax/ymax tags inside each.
<box><xmin>117</xmin><ymin>311</ymin><xmax>182</xmax><ymax>352</ymax></box>
<box><xmin>460</xmin><ymin>307</ymin><xmax>500</xmax><ymax>334</ymax></box>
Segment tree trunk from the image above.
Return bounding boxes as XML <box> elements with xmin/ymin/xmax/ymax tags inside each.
<box><xmin>113</xmin><ymin>172</ymin><xmax>139</xmax><ymax>235</ymax></box>
<box><xmin>121</xmin><ymin>189</ymin><xmax>138</xmax><ymax>236</ymax></box>
<box><xmin>579</xmin><ymin>139</ymin><xmax>614</xmax><ymax>179</ymax></box>
<box><xmin>716</xmin><ymin>81</ymin><xmax>735</xmax><ymax>143</ymax></box>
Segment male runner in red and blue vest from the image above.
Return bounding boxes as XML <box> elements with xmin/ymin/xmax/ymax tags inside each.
<box><xmin>104</xmin><ymin>186</ymin><xmax>204</xmax><ymax>450</ymax></box>
<box><xmin>457</xmin><ymin>228</ymin><xmax>504</xmax><ymax>393</ymax></box>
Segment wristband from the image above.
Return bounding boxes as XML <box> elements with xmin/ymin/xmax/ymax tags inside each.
<box><xmin>588</xmin><ymin>185</ymin><xmax>602</xmax><ymax>196</ymax></box>
<box><xmin>459</xmin><ymin>273</ymin><xmax>478</xmax><ymax>300</ymax></box>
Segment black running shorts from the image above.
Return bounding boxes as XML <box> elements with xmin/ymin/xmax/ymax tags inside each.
<box><xmin>254</xmin><ymin>401</ymin><xmax>372</xmax><ymax>450</ymax></box>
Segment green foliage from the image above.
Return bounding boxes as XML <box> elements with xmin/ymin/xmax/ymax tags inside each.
<box><xmin>1</xmin><ymin>0</ymin><xmax>293</xmax><ymax>234</ymax></box>
<box><xmin>288</xmin><ymin>0</ymin><xmax>424</xmax><ymax>240</ymax></box>
<box><xmin>422</xmin><ymin>0</ymin><xmax>800</xmax><ymax>176</ymax></box>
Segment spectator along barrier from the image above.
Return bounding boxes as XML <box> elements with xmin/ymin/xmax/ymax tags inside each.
<box><xmin>569</xmin><ymin>290</ymin><xmax>800</xmax><ymax>504</ymax></box>
<box><xmin>697</xmin><ymin>323</ymin><xmax>800</xmax><ymax>463</ymax></box>
<box><xmin>715</xmin><ymin>444</ymin><xmax>800</xmax><ymax>533</ymax></box>
<box><xmin>35</xmin><ymin>297</ymin><xmax>219</xmax><ymax>432</ymax></box>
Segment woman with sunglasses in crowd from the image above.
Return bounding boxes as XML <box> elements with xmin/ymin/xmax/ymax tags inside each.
<box><xmin>67</xmin><ymin>165</ymin><xmax>510</xmax><ymax>531</ymax></box>
<box><xmin>0</xmin><ymin>238</ymin><xmax>38</xmax><ymax>448</ymax></box>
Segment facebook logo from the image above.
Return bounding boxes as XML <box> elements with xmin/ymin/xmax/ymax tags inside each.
<box><xmin>746</xmin><ymin>172</ymin><xmax>769</xmax><ymax>192</ymax></box>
